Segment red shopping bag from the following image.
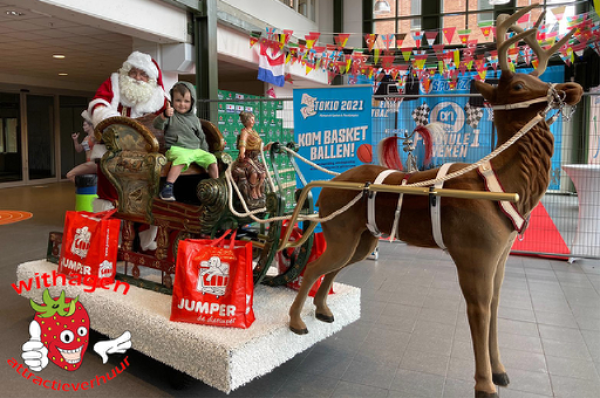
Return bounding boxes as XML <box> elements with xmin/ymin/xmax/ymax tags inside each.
<box><xmin>278</xmin><ymin>224</ymin><xmax>333</xmax><ymax>297</ymax></box>
<box><xmin>171</xmin><ymin>231</ymin><xmax>255</xmax><ymax>328</ymax></box>
<box><xmin>58</xmin><ymin>209</ymin><xmax>120</xmax><ymax>287</ymax></box>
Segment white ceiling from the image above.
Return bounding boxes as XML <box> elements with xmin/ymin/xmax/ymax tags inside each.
<box><xmin>0</xmin><ymin>1</ymin><xmax>134</xmax><ymax>91</ymax></box>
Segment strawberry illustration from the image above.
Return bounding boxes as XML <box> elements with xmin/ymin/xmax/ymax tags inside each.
<box><xmin>29</xmin><ymin>290</ymin><xmax>90</xmax><ymax>371</ymax></box>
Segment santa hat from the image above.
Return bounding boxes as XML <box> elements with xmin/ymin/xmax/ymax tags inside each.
<box><xmin>123</xmin><ymin>51</ymin><xmax>163</xmax><ymax>88</ymax></box>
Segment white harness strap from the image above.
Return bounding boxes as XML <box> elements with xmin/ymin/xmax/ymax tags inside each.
<box><xmin>477</xmin><ymin>161</ymin><xmax>526</xmax><ymax>233</ymax></box>
<box><xmin>430</xmin><ymin>163</ymin><xmax>454</xmax><ymax>249</ymax></box>
<box><xmin>367</xmin><ymin>169</ymin><xmax>398</xmax><ymax>237</ymax></box>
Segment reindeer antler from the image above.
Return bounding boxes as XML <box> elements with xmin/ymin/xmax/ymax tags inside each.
<box><xmin>496</xmin><ymin>5</ymin><xmax>538</xmax><ymax>72</ymax></box>
<box><xmin>506</xmin><ymin>10</ymin><xmax>575</xmax><ymax>76</ymax></box>
<box><xmin>496</xmin><ymin>4</ymin><xmax>575</xmax><ymax>76</ymax></box>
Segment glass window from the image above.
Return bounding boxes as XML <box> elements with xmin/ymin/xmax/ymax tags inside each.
<box><xmin>478</xmin><ymin>0</ymin><xmax>494</xmax><ymax>24</ymax></box>
<box><xmin>372</xmin><ymin>0</ymin><xmax>585</xmax><ymax>47</ymax></box>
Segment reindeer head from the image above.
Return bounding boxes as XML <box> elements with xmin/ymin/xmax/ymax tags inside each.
<box><xmin>474</xmin><ymin>5</ymin><xmax>582</xmax><ymax>113</ymax></box>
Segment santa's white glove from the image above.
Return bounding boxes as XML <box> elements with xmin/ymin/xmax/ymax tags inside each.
<box><xmin>91</xmin><ymin>106</ymin><xmax>120</xmax><ymax>127</ymax></box>
<box><xmin>93</xmin><ymin>331</ymin><xmax>131</xmax><ymax>364</ymax></box>
<box><xmin>21</xmin><ymin>320</ymin><xmax>48</xmax><ymax>372</ymax></box>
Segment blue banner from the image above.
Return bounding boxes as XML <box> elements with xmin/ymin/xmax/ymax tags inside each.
<box><xmin>371</xmin><ymin>65</ymin><xmax>565</xmax><ymax>190</ymax></box>
<box><xmin>294</xmin><ymin>86</ymin><xmax>373</xmax><ymax>193</ymax></box>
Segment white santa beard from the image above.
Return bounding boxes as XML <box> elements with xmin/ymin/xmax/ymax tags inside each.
<box><xmin>119</xmin><ymin>74</ymin><xmax>156</xmax><ymax>106</ymax></box>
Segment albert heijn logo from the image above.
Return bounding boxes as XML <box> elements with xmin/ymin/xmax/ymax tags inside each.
<box><xmin>197</xmin><ymin>256</ymin><xmax>230</xmax><ymax>297</ymax></box>
<box><xmin>70</xmin><ymin>226</ymin><xmax>91</xmax><ymax>259</ymax></box>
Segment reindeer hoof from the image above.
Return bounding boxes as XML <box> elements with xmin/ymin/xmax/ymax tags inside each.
<box><xmin>475</xmin><ymin>391</ymin><xmax>498</xmax><ymax>398</ymax></box>
<box><xmin>493</xmin><ymin>372</ymin><xmax>510</xmax><ymax>387</ymax></box>
<box><xmin>289</xmin><ymin>325</ymin><xmax>309</xmax><ymax>335</ymax></box>
<box><xmin>316</xmin><ymin>313</ymin><xmax>334</xmax><ymax>323</ymax></box>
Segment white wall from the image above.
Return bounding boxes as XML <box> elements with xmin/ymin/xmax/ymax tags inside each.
<box><xmin>344</xmin><ymin>0</ymin><xmax>363</xmax><ymax>48</ymax></box>
<box><xmin>220</xmin><ymin>0</ymin><xmax>318</xmax><ymax>36</ymax></box>
<box><xmin>19</xmin><ymin>0</ymin><xmax>189</xmax><ymax>43</ymax></box>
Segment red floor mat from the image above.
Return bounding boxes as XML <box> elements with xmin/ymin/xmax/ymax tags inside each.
<box><xmin>511</xmin><ymin>202</ymin><xmax>570</xmax><ymax>257</ymax></box>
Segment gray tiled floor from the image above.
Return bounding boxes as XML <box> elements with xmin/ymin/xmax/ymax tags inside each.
<box><xmin>1</xmin><ymin>182</ymin><xmax>600</xmax><ymax>397</ymax></box>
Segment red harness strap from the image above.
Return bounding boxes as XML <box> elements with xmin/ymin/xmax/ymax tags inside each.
<box><xmin>477</xmin><ymin>161</ymin><xmax>527</xmax><ymax>233</ymax></box>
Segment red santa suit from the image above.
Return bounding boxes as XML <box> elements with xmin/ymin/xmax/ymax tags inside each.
<box><xmin>88</xmin><ymin>51</ymin><xmax>168</xmax><ymax>126</ymax></box>
<box><xmin>89</xmin><ymin>52</ymin><xmax>168</xmax><ymax>252</ymax></box>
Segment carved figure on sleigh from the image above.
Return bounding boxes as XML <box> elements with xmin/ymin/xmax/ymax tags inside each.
<box><xmin>231</xmin><ymin>111</ymin><xmax>267</xmax><ymax>209</ymax></box>
<box><xmin>288</xmin><ymin>6</ymin><xmax>583</xmax><ymax>398</ymax></box>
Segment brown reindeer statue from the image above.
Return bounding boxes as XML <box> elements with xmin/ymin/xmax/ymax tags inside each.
<box><xmin>288</xmin><ymin>6</ymin><xmax>583</xmax><ymax>398</ymax></box>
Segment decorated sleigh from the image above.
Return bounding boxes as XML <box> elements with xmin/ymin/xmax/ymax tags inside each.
<box><xmin>88</xmin><ymin>114</ymin><xmax>315</xmax><ymax>292</ymax></box>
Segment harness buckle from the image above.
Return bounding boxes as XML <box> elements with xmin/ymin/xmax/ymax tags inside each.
<box><xmin>363</xmin><ymin>182</ymin><xmax>373</xmax><ymax>199</ymax></box>
<box><xmin>429</xmin><ymin>186</ymin><xmax>437</xmax><ymax>207</ymax></box>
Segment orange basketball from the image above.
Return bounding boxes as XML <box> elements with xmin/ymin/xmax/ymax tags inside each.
<box><xmin>357</xmin><ymin>143</ymin><xmax>373</xmax><ymax>163</ymax></box>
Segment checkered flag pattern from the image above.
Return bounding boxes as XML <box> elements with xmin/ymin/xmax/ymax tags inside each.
<box><xmin>464</xmin><ymin>102</ymin><xmax>484</xmax><ymax>129</ymax></box>
<box><xmin>411</xmin><ymin>103</ymin><xmax>430</xmax><ymax>126</ymax></box>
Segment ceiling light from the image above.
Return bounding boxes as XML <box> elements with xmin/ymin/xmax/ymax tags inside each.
<box><xmin>488</xmin><ymin>0</ymin><xmax>510</xmax><ymax>5</ymax></box>
<box><xmin>53</xmin><ymin>55</ymin><xmax>66</xmax><ymax>59</ymax></box>
<box><xmin>6</xmin><ymin>11</ymin><xmax>24</xmax><ymax>16</ymax></box>
<box><xmin>58</xmin><ymin>73</ymin><xmax>68</xmax><ymax>76</ymax></box>
<box><xmin>373</xmin><ymin>0</ymin><xmax>391</xmax><ymax>16</ymax></box>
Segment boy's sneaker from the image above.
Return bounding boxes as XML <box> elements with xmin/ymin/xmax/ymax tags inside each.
<box><xmin>160</xmin><ymin>184</ymin><xmax>175</xmax><ymax>201</ymax></box>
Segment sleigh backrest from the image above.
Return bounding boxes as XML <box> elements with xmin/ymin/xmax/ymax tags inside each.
<box><xmin>94</xmin><ymin>115</ymin><xmax>226</xmax><ymax>221</ymax></box>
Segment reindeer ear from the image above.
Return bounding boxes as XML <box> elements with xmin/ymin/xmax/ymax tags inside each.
<box><xmin>473</xmin><ymin>80</ymin><xmax>496</xmax><ymax>103</ymax></box>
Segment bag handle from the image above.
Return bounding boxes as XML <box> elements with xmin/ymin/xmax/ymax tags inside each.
<box><xmin>94</xmin><ymin>208</ymin><xmax>118</xmax><ymax>220</ymax></box>
<box><xmin>209</xmin><ymin>229</ymin><xmax>238</xmax><ymax>248</ymax></box>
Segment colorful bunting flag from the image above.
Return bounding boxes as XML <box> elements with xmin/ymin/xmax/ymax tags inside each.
<box><xmin>458</xmin><ymin>29</ymin><xmax>471</xmax><ymax>45</ymax></box>
<box><xmin>442</xmin><ymin>27</ymin><xmax>456</xmax><ymax>44</ymax></box>
<box><xmin>425</xmin><ymin>31</ymin><xmax>438</xmax><ymax>47</ymax></box>
<box><xmin>334</xmin><ymin>33</ymin><xmax>350</xmax><ymax>48</ymax></box>
<box><xmin>364</xmin><ymin>34</ymin><xmax>378</xmax><ymax>51</ymax></box>
<box><xmin>412</xmin><ymin>31</ymin><xmax>423</xmax><ymax>48</ymax></box>
<box><xmin>381</xmin><ymin>34</ymin><xmax>395</xmax><ymax>49</ymax></box>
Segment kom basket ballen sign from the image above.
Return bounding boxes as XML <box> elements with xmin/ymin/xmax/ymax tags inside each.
<box><xmin>293</xmin><ymin>85</ymin><xmax>373</xmax><ymax>200</ymax></box>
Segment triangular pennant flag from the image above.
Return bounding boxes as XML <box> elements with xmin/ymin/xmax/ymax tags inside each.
<box><xmin>401</xmin><ymin>47</ymin><xmax>413</xmax><ymax>62</ymax></box>
<box><xmin>374</xmin><ymin>48</ymin><xmax>381</xmax><ymax>64</ymax></box>
<box><xmin>414</xmin><ymin>54</ymin><xmax>427</xmax><ymax>70</ymax></box>
<box><xmin>508</xmin><ymin>47</ymin><xmax>520</xmax><ymax>64</ymax></box>
<box><xmin>518</xmin><ymin>12</ymin><xmax>531</xmax><ymax>25</ymax></box>
<box><xmin>477</xmin><ymin>69</ymin><xmax>488</xmax><ymax>82</ymax></box>
<box><xmin>458</xmin><ymin>29</ymin><xmax>471</xmax><ymax>45</ymax></box>
<box><xmin>327</xmin><ymin>70</ymin><xmax>337</xmax><ymax>84</ymax></box>
<box><xmin>442</xmin><ymin>27</ymin><xmax>456</xmax><ymax>44</ymax></box>
<box><xmin>381</xmin><ymin>34</ymin><xmax>395</xmax><ymax>49</ymax></box>
<box><xmin>433</xmin><ymin>44</ymin><xmax>445</xmax><ymax>60</ymax></box>
<box><xmin>365</xmin><ymin>34</ymin><xmax>378</xmax><ymax>51</ymax></box>
<box><xmin>266</xmin><ymin>27</ymin><xmax>277</xmax><ymax>41</ymax></box>
<box><xmin>250</xmin><ymin>35</ymin><xmax>260</xmax><ymax>48</ymax></box>
<box><xmin>395</xmin><ymin>33</ymin><xmax>407</xmax><ymax>48</ymax></box>
<box><xmin>412</xmin><ymin>31</ymin><xmax>423</xmax><ymax>48</ymax></box>
<box><xmin>334</xmin><ymin>33</ymin><xmax>350</xmax><ymax>48</ymax></box>
<box><xmin>552</xmin><ymin>6</ymin><xmax>566</xmax><ymax>21</ymax></box>
<box><xmin>281</xmin><ymin>29</ymin><xmax>293</xmax><ymax>46</ymax></box>
<box><xmin>381</xmin><ymin>55</ymin><xmax>395</xmax><ymax>69</ymax></box>
<box><xmin>305</xmin><ymin>33</ymin><xmax>319</xmax><ymax>49</ymax></box>
<box><xmin>425</xmin><ymin>31</ymin><xmax>438</xmax><ymax>47</ymax></box>
<box><xmin>453</xmin><ymin>49</ymin><xmax>461</xmax><ymax>66</ymax></box>
<box><xmin>480</xmin><ymin>25</ymin><xmax>493</xmax><ymax>39</ymax></box>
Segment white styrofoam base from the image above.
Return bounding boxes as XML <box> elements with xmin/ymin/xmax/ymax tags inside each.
<box><xmin>16</xmin><ymin>260</ymin><xmax>361</xmax><ymax>393</ymax></box>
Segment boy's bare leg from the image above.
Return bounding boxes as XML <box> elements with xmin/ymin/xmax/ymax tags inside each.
<box><xmin>166</xmin><ymin>164</ymin><xmax>184</xmax><ymax>183</ymax></box>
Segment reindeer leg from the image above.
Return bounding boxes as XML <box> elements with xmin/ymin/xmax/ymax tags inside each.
<box><xmin>314</xmin><ymin>230</ymin><xmax>378</xmax><ymax>323</ymax></box>
<box><xmin>490</xmin><ymin>235</ymin><xmax>516</xmax><ymax>388</ymax></box>
<box><xmin>289</xmin><ymin>226</ymin><xmax>363</xmax><ymax>335</ymax></box>
<box><xmin>453</xmin><ymin>251</ymin><xmax>499</xmax><ymax>398</ymax></box>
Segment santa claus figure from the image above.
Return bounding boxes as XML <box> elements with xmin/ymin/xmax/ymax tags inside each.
<box><xmin>88</xmin><ymin>51</ymin><xmax>168</xmax><ymax>126</ymax></box>
<box><xmin>89</xmin><ymin>51</ymin><xmax>168</xmax><ymax>251</ymax></box>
